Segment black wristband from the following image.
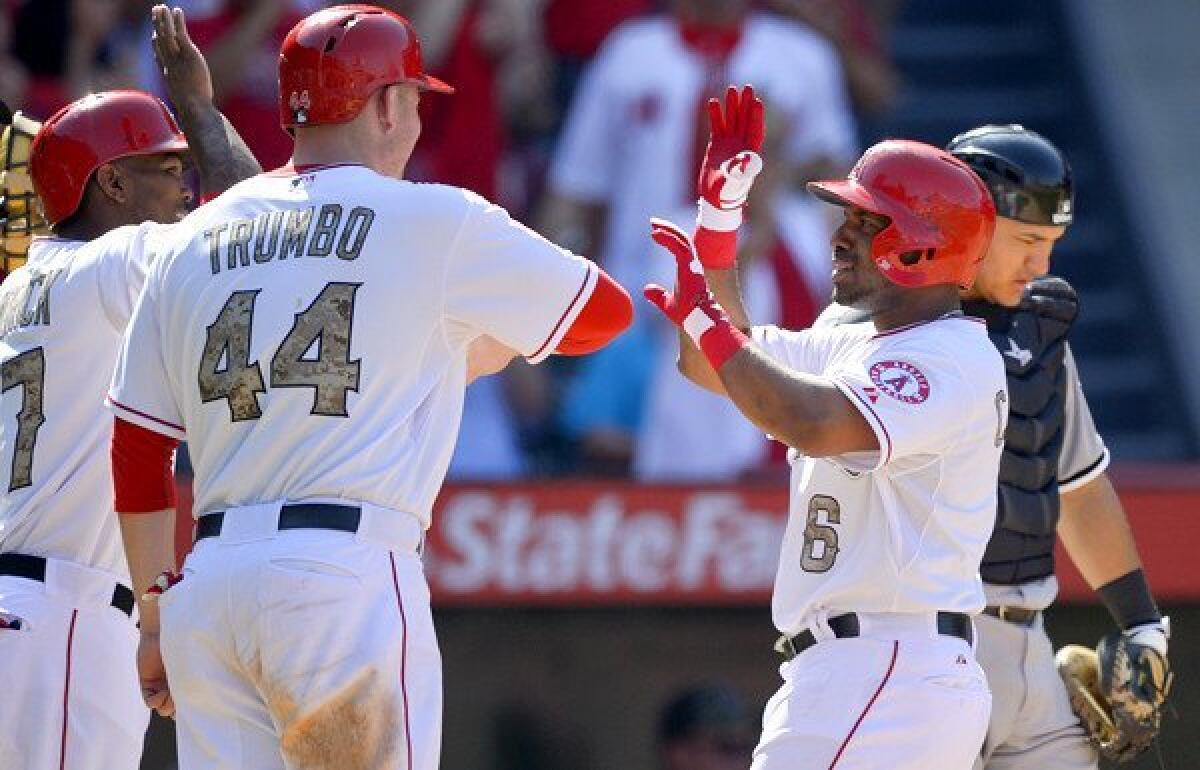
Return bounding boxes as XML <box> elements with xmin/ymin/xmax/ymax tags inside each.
<box><xmin>1096</xmin><ymin>568</ymin><xmax>1161</xmax><ymax>630</ymax></box>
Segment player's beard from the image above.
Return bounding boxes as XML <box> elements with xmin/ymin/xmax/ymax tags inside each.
<box><xmin>831</xmin><ymin>248</ymin><xmax>893</xmax><ymax>312</ymax></box>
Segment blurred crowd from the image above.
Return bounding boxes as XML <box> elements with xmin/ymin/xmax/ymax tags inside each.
<box><xmin>4</xmin><ymin>0</ymin><xmax>903</xmax><ymax>482</ymax></box>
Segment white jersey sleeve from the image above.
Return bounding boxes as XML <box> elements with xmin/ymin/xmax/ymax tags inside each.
<box><xmin>1058</xmin><ymin>343</ymin><xmax>1109</xmax><ymax>492</ymax></box>
<box><xmin>107</xmin><ymin>257</ymin><xmax>185</xmax><ymax>440</ymax></box>
<box><xmin>752</xmin><ymin>323</ymin><xmax>867</xmax><ymax>376</ymax></box>
<box><xmin>828</xmin><ymin>338</ymin><xmax>981</xmax><ymax>473</ymax></box>
<box><xmin>94</xmin><ymin>222</ymin><xmax>169</xmax><ymax>329</ymax></box>
<box><xmin>444</xmin><ymin>193</ymin><xmax>597</xmax><ymax>363</ymax></box>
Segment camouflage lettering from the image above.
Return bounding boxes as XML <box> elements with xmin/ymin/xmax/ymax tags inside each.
<box><xmin>336</xmin><ymin>207</ymin><xmax>374</xmax><ymax>261</ymax></box>
<box><xmin>227</xmin><ymin>219</ymin><xmax>253</xmax><ymax>270</ymax></box>
<box><xmin>270</xmin><ymin>283</ymin><xmax>361</xmax><ymax>416</ymax></box>
<box><xmin>253</xmin><ymin>211</ymin><xmax>284</xmax><ymax>264</ymax></box>
<box><xmin>280</xmin><ymin>207</ymin><xmax>314</xmax><ymax>260</ymax></box>
<box><xmin>198</xmin><ymin>290</ymin><xmax>266</xmax><ymax>421</ymax></box>
<box><xmin>307</xmin><ymin>204</ymin><xmax>342</xmax><ymax>258</ymax></box>
<box><xmin>2</xmin><ymin>347</ymin><xmax>45</xmax><ymax>490</ymax></box>
<box><xmin>205</xmin><ymin>223</ymin><xmax>229</xmax><ymax>274</ymax></box>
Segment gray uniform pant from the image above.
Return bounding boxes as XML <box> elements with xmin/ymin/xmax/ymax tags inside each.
<box><xmin>973</xmin><ymin>610</ymin><xmax>1098</xmax><ymax>770</ymax></box>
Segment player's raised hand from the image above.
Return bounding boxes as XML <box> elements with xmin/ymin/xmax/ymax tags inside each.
<box><xmin>152</xmin><ymin>5</ymin><xmax>213</xmax><ymax>106</ymax></box>
<box><xmin>645</xmin><ymin>218</ymin><xmax>749</xmax><ymax>371</ymax></box>
<box><xmin>698</xmin><ymin>85</ymin><xmax>765</xmax><ymax>216</ymax></box>
<box><xmin>137</xmin><ymin>631</ymin><xmax>175</xmax><ymax>718</ymax></box>
<box><xmin>644</xmin><ymin>219</ymin><xmax>722</xmax><ymax>327</ymax></box>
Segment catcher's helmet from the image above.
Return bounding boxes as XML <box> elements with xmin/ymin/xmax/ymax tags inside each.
<box><xmin>30</xmin><ymin>90</ymin><xmax>188</xmax><ymax>225</ymax></box>
<box><xmin>808</xmin><ymin>140</ymin><xmax>996</xmax><ymax>289</ymax></box>
<box><xmin>947</xmin><ymin>124</ymin><xmax>1073</xmax><ymax>226</ymax></box>
<box><xmin>279</xmin><ymin>4</ymin><xmax>454</xmax><ymax>129</ymax></box>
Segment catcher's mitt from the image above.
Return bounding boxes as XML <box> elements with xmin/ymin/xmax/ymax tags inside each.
<box><xmin>1055</xmin><ymin>630</ymin><xmax>1173</xmax><ymax>763</ymax></box>
<box><xmin>0</xmin><ymin>102</ymin><xmax>49</xmax><ymax>277</ymax></box>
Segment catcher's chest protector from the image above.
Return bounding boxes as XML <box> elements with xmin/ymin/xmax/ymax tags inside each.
<box><xmin>964</xmin><ymin>275</ymin><xmax>1078</xmax><ymax>584</ymax></box>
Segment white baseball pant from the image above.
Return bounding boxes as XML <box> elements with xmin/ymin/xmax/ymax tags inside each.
<box><xmin>158</xmin><ymin>501</ymin><xmax>440</xmax><ymax>770</ymax></box>
<box><xmin>0</xmin><ymin>557</ymin><xmax>147</xmax><ymax>769</ymax></box>
<box><xmin>751</xmin><ymin>612</ymin><xmax>991</xmax><ymax>770</ymax></box>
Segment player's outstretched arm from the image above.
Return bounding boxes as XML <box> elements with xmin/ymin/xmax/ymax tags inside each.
<box><xmin>676</xmin><ymin>85</ymin><xmax>764</xmax><ymax>395</ymax></box>
<box><xmin>152</xmin><ymin>4</ymin><xmax>261</xmax><ymax>197</ymax></box>
<box><xmin>645</xmin><ymin>220</ymin><xmax>876</xmax><ymax>457</ymax></box>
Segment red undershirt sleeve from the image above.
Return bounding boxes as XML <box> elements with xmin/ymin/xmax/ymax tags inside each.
<box><xmin>555</xmin><ymin>268</ymin><xmax>633</xmax><ymax>355</ymax></box>
<box><xmin>112</xmin><ymin>416</ymin><xmax>180</xmax><ymax>513</ymax></box>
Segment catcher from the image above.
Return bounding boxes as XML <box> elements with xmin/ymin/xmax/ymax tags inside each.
<box><xmin>819</xmin><ymin>125</ymin><xmax>1172</xmax><ymax>767</ymax></box>
<box><xmin>0</xmin><ymin>100</ymin><xmax>49</xmax><ymax>279</ymax></box>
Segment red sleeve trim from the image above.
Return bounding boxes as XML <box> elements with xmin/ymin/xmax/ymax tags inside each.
<box><xmin>528</xmin><ymin>264</ymin><xmax>596</xmax><ymax>362</ymax></box>
<box><xmin>112</xmin><ymin>417</ymin><xmax>179</xmax><ymax>513</ymax></box>
<box><xmin>556</xmin><ymin>268</ymin><xmax>633</xmax><ymax>356</ymax></box>
<box><xmin>107</xmin><ymin>396</ymin><xmax>185</xmax><ymax>434</ymax></box>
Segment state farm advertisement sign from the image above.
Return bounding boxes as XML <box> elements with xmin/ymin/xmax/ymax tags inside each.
<box><xmin>425</xmin><ymin>484</ymin><xmax>789</xmax><ymax>605</ymax></box>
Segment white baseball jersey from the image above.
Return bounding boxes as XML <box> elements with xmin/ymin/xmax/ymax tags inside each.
<box><xmin>0</xmin><ymin>226</ymin><xmax>165</xmax><ymax>578</ymax></box>
<box><xmin>108</xmin><ymin>164</ymin><xmax>595</xmax><ymax>524</ymax></box>
<box><xmin>752</xmin><ymin>315</ymin><xmax>1007</xmax><ymax>635</ymax></box>
<box><xmin>550</xmin><ymin>12</ymin><xmax>857</xmax><ymax>295</ymax></box>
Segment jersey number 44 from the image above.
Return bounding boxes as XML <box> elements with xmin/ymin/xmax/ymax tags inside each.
<box><xmin>199</xmin><ymin>282</ymin><xmax>361</xmax><ymax>421</ymax></box>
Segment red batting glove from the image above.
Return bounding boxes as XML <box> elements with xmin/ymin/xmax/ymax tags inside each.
<box><xmin>644</xmin><ymin>218</ymin><xmax>750</xmax><ymax>371</ymax></box>
<box><xmin>696</xmin><ymin>85</ymin><xmax>766</xmax><ymax>268</ymax></box>
<box><xmin>700</xmin><ymin>84</ymin><xmax>763</xmax><ymax>241</ymax></box>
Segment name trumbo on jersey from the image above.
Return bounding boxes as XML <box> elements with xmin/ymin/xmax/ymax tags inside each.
<box><xmin>204</xmin><ymin>204</ymin><xmax>376</xmax><ymax>275</ymax></box>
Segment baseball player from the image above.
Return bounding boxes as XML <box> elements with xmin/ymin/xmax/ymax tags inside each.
<box><xmin>0</xmin><ymin>7</ymin><xmax>261</xmax><ymax>769</ymax></box>
<box><xmin>817</xmin><ymin>126</ymin><xmax>1174</xmax><ymax>767</ymax></box>
<box><xmin>951</xmin><ymin>126</ymin><xmax>1171</xmax><ymax>769</ymax></box>
<box><xmin>107</xmin><ymin>6</ymin><xmax>632</xmax><ymax>770</ymax></box>
<box><xmin>648</xmin><ymin>86</ymin><xmax>1004</xmax><ymax>769</ymax></box>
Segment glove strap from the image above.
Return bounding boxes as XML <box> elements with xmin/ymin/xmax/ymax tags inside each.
<box><xmin>693</xmin><ymin>225</ymin><xmax>737</xmax><ymax>270</ymax></box>
<box><xmin>682</xmin><ymin>305</ymin><xmax>750</xmax><ymax>371</ymax></box>
<box><xmin>697</xmin><ymin>198</ymin><xmax>743</xmax><ymax>232</ymax></box>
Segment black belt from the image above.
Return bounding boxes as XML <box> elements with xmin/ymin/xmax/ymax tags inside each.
<box><xmin>775</xmin><ymin>611</ymin><xmax>973</xmax><ymax>661</ymax></box>
<box><xmin>0</xmin><ymin>553</ymin><xmax>135</xmax><ymax>616</ymax></box>
<box><xmin>983</xmin><ymin>605</ymin><xmax>1040</xmax><ymax>627</ymax></box>
<box><xmin>196</xmin><ymin>503</ymin><xmax>363</xmax><ymax>541</ymax></box>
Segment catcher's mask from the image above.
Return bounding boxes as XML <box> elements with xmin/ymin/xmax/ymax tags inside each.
<box><xmin>0</xmin><ymin>105</ymin><xmax>50</xmax><ymax>276</ymax></box>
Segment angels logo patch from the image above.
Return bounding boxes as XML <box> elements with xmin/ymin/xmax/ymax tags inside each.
<box><xmin>868</xmin><ymin>360</ymin><xmax>930</xmax><ymax>404</ymax></box>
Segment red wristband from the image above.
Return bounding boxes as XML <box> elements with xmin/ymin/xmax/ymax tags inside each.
<box><xmin>698</xmin><ymin>320</ymin><xmax>751</xmax><ymax>371</ymax></box>
<box><xmin>694</xmin><ymin>226</ymin><xmax>738</xmax><ymax>270</ymax></box>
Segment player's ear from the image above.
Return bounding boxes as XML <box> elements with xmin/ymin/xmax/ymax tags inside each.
<box><xmin>373</xmin><ymin>84</ymin><xmax>399</xmax><ymax>135</ymax></box>
<box><xmin>93</xmin><ymin>164</ymin><xmax>129</xmax><ymax>206</ymax></box>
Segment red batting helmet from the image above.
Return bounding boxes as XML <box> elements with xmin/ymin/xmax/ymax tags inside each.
<box><xmin>30</xmin><ymin>90</ymin><xmax>189</xmax><ymax>225</ymax></box>
<box><xmin>279</xmin><ymin>4</ymin><xmax>454</xmax><ymax>129</ymax></box>
<box><xmin>808</xmin><ymin>140</ymin><xmax>996</xmax><ymax>289</ymax></box>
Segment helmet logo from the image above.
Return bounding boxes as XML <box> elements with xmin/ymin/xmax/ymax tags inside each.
<box><xmin>1053</xmin><ymin>198</ymin><xmax>1072</xmax><ymax>225</ymax></box>
<box><xmin>289</xmin><ymin>90</ymin><xmax>312</xmax><ymax>124</ymax></box>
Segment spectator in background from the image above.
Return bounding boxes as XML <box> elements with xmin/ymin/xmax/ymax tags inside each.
<box><xmin>658</xmin><ymin>683</ymin><xmax>756</xmax><ymax>770</ymax></box>
<box><xmin>397</xmin><ymin>0</ymin><xmax>551</xmax><ymax>207</ymax></box>
<box><xmin>10</xmin><ymin>0</ymin><xmax>147</xmax><ymax>118</ymax></box>
<box><xmin>539</xmin><ymin>0</ymin><xmax>858</xmax><ymax>478</ymax></box>
<box><xmin>0</xmin><ymin>5</ymin><xmax>28</xmax><ymax>110</ymax></box>
<box><xmin>764</xmin><ymin>0</ymin><xmax>899</xmax><ymax>125</ymax></box>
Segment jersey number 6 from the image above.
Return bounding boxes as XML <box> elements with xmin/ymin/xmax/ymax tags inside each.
<box><xmin>801</xmin><ymin>494</ymin><xmax>841</xmax><ymax>573</ymax></box>
<box><xmin>198</xmin><ymin>283</ymin><xmax>361</xmax><ymax>421</ymax></box>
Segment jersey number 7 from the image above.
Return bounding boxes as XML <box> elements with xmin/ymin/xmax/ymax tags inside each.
<box><xmin>198</xmin><ymin>283</ymin><xmax>361</xmax><ymax>421</ymax></box>
<box><xmin>2</xmin><ymin>347</ymin><xmax>45</xmax><ymax>491</ymax></box>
